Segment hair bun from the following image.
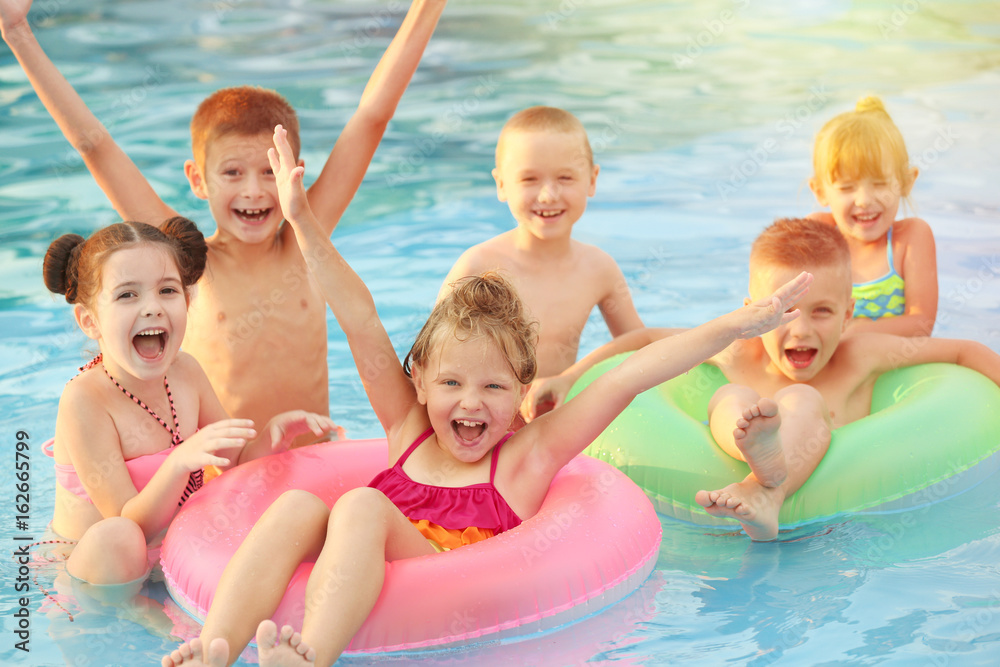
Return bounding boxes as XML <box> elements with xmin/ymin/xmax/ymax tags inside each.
<box><xmin>855</xmin><ymin>96</ymin><xmax>887</xmax><ymax>114</ymax></box>
<box><xmin>161</xmin><ymin>216</ymin><xmax>208</xmax><ymax>284</ymax></box>
<box><xmin>42</xmin><ymin>233</ymin><xmax>86</xmax><ymax>303</ymax></box>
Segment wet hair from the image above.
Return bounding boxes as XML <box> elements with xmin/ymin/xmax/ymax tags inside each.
<box><xmin>812</xmin><ymin>96</ymin><xmax>914</xmax><ymax>199</ymax></box>
<box><xmin>190</xmin><ymin>86</ymin><xmax>300</xmax><ymax>169</ymax></box>
<box><xmin>404</xmin><ymin>272</ymin><xmax>538</xmax><ymax>385</ymax></box>
<box><xmin>496</xmin><ymin>106</ymin><xmax>593</xmax><ymax>167</ymax></box>
<box><xmin>43</xmin><ymin>217</ymin><xmax>207</xmax><ymax>309</ymax></box>
<box><xmin>751</xmin><ymin>218</ymin><xmax>852</xmax><ymax>293</ymax></box>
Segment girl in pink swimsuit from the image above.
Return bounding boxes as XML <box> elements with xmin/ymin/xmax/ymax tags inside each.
<box><xmin>162</xmin><ymin>126</ymin><xmax>813</xmax><ymax>667</ymax></box>
<box><xmin>43</xmin><ymin>217</ymin><xmax>338</xmax><ymax>587</ymax></box>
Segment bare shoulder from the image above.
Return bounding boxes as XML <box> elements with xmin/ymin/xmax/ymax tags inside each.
<box><xmin>893</xmin><ymin>217</ymin><xmax>935</xmax><ymax>244</ymax></box>
<box><xmin>807</xmin><ymin>211</ymin><xmax>835</xmax><ymax>225</ymax></box>
<box><xmin>446</xmin><ymin>233</ymin><xmax>517</xmax><ymax>277</ymax></box>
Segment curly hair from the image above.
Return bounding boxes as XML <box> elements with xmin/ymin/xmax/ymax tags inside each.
<box><xmin>43</xmin><ymin>217</ymin><xmax>207</xmax><ymax>309</ymax></box>
<box><xmin>405</xmin><ymin>272</ymin><xmax>538</xmax><ymax>385</ymax></box>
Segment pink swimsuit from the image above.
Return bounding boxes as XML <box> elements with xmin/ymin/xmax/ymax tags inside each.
<box><xmin>46</xmin><ymin>355</ymin><xmax>202</xmax><ymax>506</ymax></box>
<box><xmin>369</xmin><ymin>428</ymin><xmax>522</xmax><ymax>540</ymax></box>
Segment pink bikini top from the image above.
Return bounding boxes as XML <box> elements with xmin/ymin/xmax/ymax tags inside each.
<box><xmin>368</xmin><ymin>429</ymin><xmax>523</xmax><ymax>534</ymax></box>
<box><xmin>44</xmin><ymin>438</ymin><xmax>170</xmax><ymax>503</ymax></box>
<box><xmin>45</xmin><ymin>354</ymin><xmax>202</xmax><ymax>506</ymax></box>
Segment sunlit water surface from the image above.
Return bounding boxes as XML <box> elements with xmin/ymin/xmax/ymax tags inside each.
<box><xmin>2</xmin><ymin>1</ymin><xmax>1000</xmax><ymax>665</ymax></box>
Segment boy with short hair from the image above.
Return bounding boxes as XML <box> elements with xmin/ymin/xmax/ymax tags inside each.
<box><xmin>439</xmin><ymin>106</ymin><xmax>644</xmax><ymax>417</ymax></box>
<box><xmin>1</xmin><ymin>0</ymin><xmax>447</xmax><ymax>436</ymax></box>
<box><xmin>528</xmin><ymin>218</ymin><xmax>1000</xmax><ymax>540</ymax></box>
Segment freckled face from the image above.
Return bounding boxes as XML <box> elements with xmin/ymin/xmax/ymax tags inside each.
<box><xmin>751</xmin><ymin>263</ymin><xmax>853</xmax><ymax>382</ymax></box>
<box><xmin>191</xmin><ymin>132</ymin><xmax>284</xmax><ymax>245</ymax></box>
<box><xmin>413</xmin><ymin>334</ymin><xmax>524</xmax><ymax>464</ymax></box>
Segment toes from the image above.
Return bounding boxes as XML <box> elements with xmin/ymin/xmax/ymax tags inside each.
<box><xmin>256</xmin><ymin>619</ymin><xmax>279</xmax><ymax>650</ymax></box>
<box><xmin>206</xmin><ymin>638</ymin><xmax>230</xmax><ymax>667</ymax></box>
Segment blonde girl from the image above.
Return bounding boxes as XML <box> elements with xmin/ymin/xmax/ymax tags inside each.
<box><xmin>43</xmin><ymin>218</ymin><xmax>336</xmax><ymax>586</ymax></box>
<box><xmin>809</xmin><ymin>96</ymin><xmax>937</xmax><ymax>336</ymax></box>
<box><xmin>160</xmin><ymin>126</ymin><xmax>811</xmax><ymax>667</ymax></box>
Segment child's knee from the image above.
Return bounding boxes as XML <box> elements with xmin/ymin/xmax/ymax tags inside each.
<box><xmin>69</xmin><ymin>517</ymin><xmax>148</xmax><ymax>584</ymax></box>
<box><xmin>270</xmin><ymin>489</ymin><xmax>330</xmax><ymax>525</ymax></box>
<box><xmin>330</xmin><ymin>487</ymin><xmax>391</xmax><ymax>527</ymax></box>
<box><xmin>774</xmin><ymin>384</ymin><xmax>825</xmax><ymax>413</ymax></box>
<box><xmin>708</xmin><ymin>383</ymin><xmax>759</xmax><ymax>415</ymax></box>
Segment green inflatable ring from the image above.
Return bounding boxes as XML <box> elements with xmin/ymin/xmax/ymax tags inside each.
<box><xmin>569</xmin><ymin>354</ymin><xmax>1000</xmax><ymax>528</ymax></box>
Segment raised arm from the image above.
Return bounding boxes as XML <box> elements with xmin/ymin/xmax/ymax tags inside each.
<box><xmin>306</xmin><ymin>0</ymin><xmax>447</xmax><ymax>235</ymax></box>
<box><xmin>525</xmin><ymin>271</ymin><xmax>813</xmax><ymax>474</ymax></box>
<box><xmin>0</xmin><ymin>0</ymin><xmax>175</xmax><ymax>223</ymax></box>
<box><xmin>271</xmin><ymin>125</ymin><xmax>416</xmax><ymax>432</ymax></box>
<box><xmin>521</xmin><ymin>326</ymin><xmax>683</xmax><ymax>421</ymax></box>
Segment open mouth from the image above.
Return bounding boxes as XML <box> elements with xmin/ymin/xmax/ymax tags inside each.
<box><xmin>535</xmin><ymin>209</ymin><xmax>564</xmax><ymax>219</ymax></box>
<box><xmin>785</xmin><ymin>347</ymin><xmax>817</xmax><ymax>369</ymax></box>
<box><xmin>853</xmin><ymin>211</ymin><xmax>880</xmax><ymax>225</ymax></box>
<box><xmin>234</xmin><ymin>207</ymin><xmax>271</xmax><ymax>223</ymax></box>
<box><xmin>452</xmin><ymin>418</ymin><xmax>487</xmax><ymax>443</ymax></box>
<box><xmin>133</xmin><ymin>328</ymin><xmax>167</xmax><ymax>360</ymax></box>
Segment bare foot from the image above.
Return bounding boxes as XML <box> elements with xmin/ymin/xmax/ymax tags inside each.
<box><xmin>257</xmin><ymin>620</ymin><xmax>316</xmax><ymax>666</ymax></box>
<box><xmin>733</xmin><ymin>398</ymin><xmax>787</xmax><ymax>487</ymax></box>
<box><xmin>695</xmin><ymin>478</ymin><xmax>784</xmax><ymax>541</ymax></box>
<box><xmin>161</xmin><ymin>637</ymin><xmax>229</xmax><ymax>667</ymax></box>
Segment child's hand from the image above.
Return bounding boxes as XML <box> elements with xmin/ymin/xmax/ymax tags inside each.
<box><xmin>521</xmin><ymin>374</ymin><xmax>575</xmax><ymax>422</ymax></box>
<box><xmin>172</xmin><ymin>419</ymin><xmax>257</xmax><ymax>472</ymax></box>
<box><xmin>266</xmin><ymin>410</ymin><xmax>345</xmax><ymax>452</ymax></box>
<box><xmin>267</xmin><ymin>124</ymin><xmax>309</xmax><ymax>224</ymax></box>
<box><xmin>737</xmin><ymin>271</ymin><xmax>813</xmax><ymax>339</ymax></box>
<box><xmin>0</xmin><ymin>0</ymin><xmax>32</xmax><ymax>38</ymax></box>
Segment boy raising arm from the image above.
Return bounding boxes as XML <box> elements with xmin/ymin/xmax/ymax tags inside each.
<box><xmin>1</xmin><ymin>0</ymin><xmax>446</xmax><ymax>437</ymax></box>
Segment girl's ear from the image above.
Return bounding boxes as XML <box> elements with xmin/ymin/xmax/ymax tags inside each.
<box><xmin>184</xmin><ymin>160</ymin><xmax>209</xmax><ymax>200</ymax></box>
<box><xmin>74</xmin><ymin>304</ymin><xmax>101</xmax><ymax>341</ymax></box>
<box><xmin>809</xmin><ymin>177</ymin><xmax>829</xmax><ymax>206</ymax></box>
<box><xmin>901</xmin><ymin>166</ymin><xmax>919</xmax><ymax>196</ymax></box>
<box><xmin>411</xmin><ymin>363</ymin><xmax>429</xmax><ymax>405</ymax></box>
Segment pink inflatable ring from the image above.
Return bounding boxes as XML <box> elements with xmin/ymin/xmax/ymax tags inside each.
<box><xmin>161</xmin><ymin>439</ymin><xmax>661</xmax><ymax>654</ymax></box>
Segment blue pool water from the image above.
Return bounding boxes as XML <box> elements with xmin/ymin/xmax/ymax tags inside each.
<box><xmin>2</xmin><ymin>1</ymin><xmax>1000</xmax><ymax>665</ymax></box>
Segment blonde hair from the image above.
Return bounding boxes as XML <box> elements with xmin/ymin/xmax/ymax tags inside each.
<box><xmin>405</xmin><ymin>272</ymin><xmax>538</xmax><ymax>385</ymax></box>
<box><xmin>190</xmin><ymin>86</ymin><xmax>300</xmax><ymax>169</ymax></box>
<box><xmin>813</xmin><ymin>96</ymin><xmax>914</xmax><ymax>198</ymax></box>
<box><xmin>496</xmin><ymin>106</ymin><xmax>593</xmax><ymax>167</ymax></box>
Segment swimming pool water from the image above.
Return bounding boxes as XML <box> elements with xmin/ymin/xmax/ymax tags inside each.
<box><xmin>2</xmin><ymin>1</ymin><xmax>1000</xmax><ymax>665</ymax></box>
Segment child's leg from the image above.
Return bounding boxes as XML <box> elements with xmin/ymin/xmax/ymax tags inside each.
<box><xmin>162</xmin><ymin>489</ymin><xmax>332</xmax><ymax>667</ymax></box>
<box><xmin>257</xmin><ymin>487</ymin><xmax>435</xmax><ymax>667</ymax></box>
<box><xmin>67</xmin><ymin>516</ymin><xmax>148</xmax><ymax>585</ymax></box>
<box><xmin>697</xmin><ymin>384</ymin><xmax>832</xmax><ymax>541</ymax></box>
<box><xmin>708</xmin><ymin>384</ymin><xmax>786</xmax><ymax>486</ymax></box>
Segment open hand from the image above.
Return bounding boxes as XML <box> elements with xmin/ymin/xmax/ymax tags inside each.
<box><xmin>520</xmin><ymin>374</ymin><xmax>575</xmax><ymax>422</ymax></box>
<box><xmin>737</xmin><ymin>271</ymin><xmax>813</xmax><ymax>339</ymax></box>
<box><xmin>267</xmin><ymin>124</ymin><xmax>309</xmax><ymax>224</ymax></box>
<box><xmin>267</xmin><ymin>410</ymin><xmax>345</xmax><ymax>452</ymax></box>
<box><xmin>173</xmin><ymin>419</ymin><xmax>257</xmax><ymax>472</ymax></box>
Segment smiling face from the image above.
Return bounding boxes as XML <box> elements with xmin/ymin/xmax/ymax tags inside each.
<box><xmin>76</xmin><ymin>245</ymin><xmax>187</xmax><ymax>382</ymax></box>
<box><xmin>493</xmin><ymin>129</ymin><xmax>599</xmax><ymax>242</ymax></box>
<box><xmin>751</xmin><ymin>262</ymin><xmax>854</xmax><ymax>382</ymax></box>
<box><xmin>186</xmin><ymin>131</ymin><xmax>286</xmax><ymax>245</ymax></box>
<box><xmin>812</xmin><ymin>162</ymin><xmax>909</xmax><ymax>245</ymax></box>
<box><xmin>412</xmin><ymin>333</ymin><xmax>524</xmax><ymax>464</ymax></box>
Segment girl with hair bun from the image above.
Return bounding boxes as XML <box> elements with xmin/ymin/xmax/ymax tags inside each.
<box><xmin>809</xmin><ymin>95</ymin><xmax>938</xmax><ymax>336</ymax></box>
<box><xmin>159</xmin><ymin>126</ymin><xmax>811</xmax><ymax>667</ymax></box>
<box><xmin>42</xmin><ymin>217</ymin><xmax>337</xmax><ymax>588</ymax></box>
